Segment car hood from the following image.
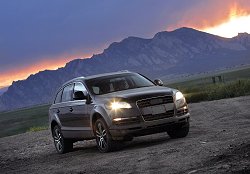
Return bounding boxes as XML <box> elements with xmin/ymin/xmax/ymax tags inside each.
<box><xmin>95</xmin><ymin>86</ymin><xmax>176</xmax><ymax>102</ymax></box>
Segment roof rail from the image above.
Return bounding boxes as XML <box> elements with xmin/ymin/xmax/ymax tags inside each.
<box><xmin>70</xmin><ymin>76</ymin><xmax>85</xmax><ymax>81</ymax></box>
<box><xmin>119</xmin><ymin>70</ymin><xmax>130</xmax><ymax>72</ymax></box>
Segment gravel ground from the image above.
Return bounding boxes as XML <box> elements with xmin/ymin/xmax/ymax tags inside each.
<box><xmin>0</xmin><ymin>96</ymin><xmax>250</xmax><ymax>174</ymax></box>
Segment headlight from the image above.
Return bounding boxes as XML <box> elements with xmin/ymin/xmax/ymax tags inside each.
<box><xmin>175</xmin><ymin>91</ymin><xmax>184</xmax><ymax>101</ymax></box>
<box><xmin>174</xmin><ymin>91</ymin><xmax>186</xmax><ymax>109</ymax></box>
<box><xmin>105</xmin><ymin>101</ymin><xmax>132</xmax><ymax>110</ymax></box>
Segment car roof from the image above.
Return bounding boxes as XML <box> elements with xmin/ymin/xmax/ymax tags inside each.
<box><xmin>61</xmin><ymin>70</ymin><xmax>135</xmax><ymax>87</ymax></box>
<box><xmin>84</xmin><ymin>70</ymin><xmax>135</xmax><ymax>80</ymax></box>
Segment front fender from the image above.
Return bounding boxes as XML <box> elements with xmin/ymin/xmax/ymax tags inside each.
<box><xmin>90</xmin><ymin>105</ymin><xmax>112</xmax><ymax>130</ymax></box>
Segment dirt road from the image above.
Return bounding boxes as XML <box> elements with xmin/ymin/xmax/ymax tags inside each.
<box><xmin>1</xmin><ymin>96</ymin><xmax>250</xmax><ymax>174</ymax></box>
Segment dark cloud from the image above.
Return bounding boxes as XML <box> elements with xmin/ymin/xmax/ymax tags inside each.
<box><xmin>1</xmin><ymin>0</ymin><xmax>250</xmax><ymax>74</ymax></box>
<box><xmin>0</xmin><ymin>0</ymin><xmax>195</xmax><ymax>72</ymax></box>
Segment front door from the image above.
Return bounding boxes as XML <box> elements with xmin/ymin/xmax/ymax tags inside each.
<box><xmin>64</xmin><ymin>82</ymin><xmax>92</xmax><ymax>138</ymax></box>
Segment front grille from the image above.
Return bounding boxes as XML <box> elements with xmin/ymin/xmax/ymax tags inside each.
<box><xmin>137</xmin><ymin>96</ymin><xmax>173</xmax><ymax>108</ymax></box>
<box><xmin>136</xmin><ymin>96</ymin><xmax>174</xmax><ymax>121</ymax></box>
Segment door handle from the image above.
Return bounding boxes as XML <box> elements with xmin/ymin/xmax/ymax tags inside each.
<box><xmin>69</xmin><ymin>107</ymin><xmax>73</xmax><ymax>112</ymax></box>
<box><xmin>56</xmin><ymin>109</ymin><xmax>60</xmax><ymax>114</ymax></box>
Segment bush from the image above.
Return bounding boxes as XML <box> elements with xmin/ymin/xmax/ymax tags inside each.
<box><xmin>28</xmin><ymin>126</ymin><xmax>48</xmax><ymax>132</ymax></box>
<box><xmin>185</xmin><ymin>92</ymin><xmax>208</xmax><ymax>103</ymax></box>
<box><xmin>182</xmin><ymin>79</ymin><xmax>250</xmax><ymax>103</ymax></box>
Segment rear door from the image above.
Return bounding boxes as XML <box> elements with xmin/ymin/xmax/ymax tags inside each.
<box><xmin>59</xmin><ymin>83</ymin><xmax>74</xmax><ymax>129</ymax></box>
<box><xmin>50</xmin><ymin>88</ymin><xmax>63</xmax><ymax>124</ymax></box>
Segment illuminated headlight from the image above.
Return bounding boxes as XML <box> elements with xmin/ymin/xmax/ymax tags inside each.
<box><xmin>174</xmin><ymin>91</ymin><xmax>186</xmax><ymax>109</ymax></box>
<box><xmin>106</xmin><ymin>101</ymin><xmax>132</xmax><ymax>110</ymax></box>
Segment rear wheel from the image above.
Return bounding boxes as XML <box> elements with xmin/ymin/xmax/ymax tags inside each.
<box><xmin>94</xmin><ymin>118</ymin><xmax>119</xmax><ymax>152</ymax></box>
<box><xmin>167</xmin><ymin>121</ymin><xmax>189</xmax><ymax>139</ymax></box>
<box><xmin>52</xmin><ymin>125</ymin><xmax>73</xmax><ymax>154</ymax></box>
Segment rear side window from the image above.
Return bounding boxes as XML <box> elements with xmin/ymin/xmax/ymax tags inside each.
<box><xmin>62</xmin><ymin>84</ymin><xmax>74</xmax><ymax>102</ymax></box>
<box><xmin>54</xmin><ymin>89</ymin><xmax>63</xmax><ymax>104</ymax></box>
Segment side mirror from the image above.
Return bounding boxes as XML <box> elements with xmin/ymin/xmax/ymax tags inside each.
<box><xmin>154</xmin><ymin>79</ymin><xmax>164</xmax><ymax>86</ymax></box>
<box><xmin>73</xmin><ymin>91</ymin><xmax>87</xmax><ymax>100</ymax></box>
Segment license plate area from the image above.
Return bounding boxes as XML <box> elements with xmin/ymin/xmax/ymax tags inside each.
<box><xmin>141</xmin><ymin>103</ymin><xmax>174</xmax><ymax>115</ymax></box>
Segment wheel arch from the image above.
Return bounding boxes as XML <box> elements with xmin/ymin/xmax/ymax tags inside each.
<box><xmin>50</xmin><ymin>120</ymin><xmax>59</xmax><ymax>132</ymax></box>
<box><xmin>90</xmin><ymin>106</ymin><xmax>111</xmax><ymax>134</ymax></box>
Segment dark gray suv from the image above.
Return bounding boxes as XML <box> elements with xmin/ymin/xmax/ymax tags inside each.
<box><xmin>49</xmin><ymin>71</ymin><xmax>190</xmax><ymax>153</ymax></box>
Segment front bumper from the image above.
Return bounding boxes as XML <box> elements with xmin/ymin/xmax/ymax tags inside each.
<box><xmin>109</xmin><ymin>113</ymin><xmax>190</xmax><ymax>140</ymax></box>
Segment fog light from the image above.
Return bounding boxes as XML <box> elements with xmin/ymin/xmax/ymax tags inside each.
<box><xmin>176</xmin><ymin>106</ymin><xmax>188</xmax><ymax>116</ymax></box>
<box><xmin>113</xmin><ymin>117</ymin><xmax>137</xmax><ymax>122</ymax></box>
<box><xmin>113</xmin><ymin>118</ymin><xmax>122</xmax><ymax>122</ymax></box>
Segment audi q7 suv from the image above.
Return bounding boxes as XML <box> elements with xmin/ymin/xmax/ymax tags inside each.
<box><xmin>49</xmin><ymin>71</ymin><xmax>190</xmax><ymax>153</ymax></box>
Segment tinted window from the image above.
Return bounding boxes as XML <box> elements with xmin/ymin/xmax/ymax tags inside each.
<box><xmin>62</xmin><ymin>84</ymin><xmax>74</xmax><ymax>102</ymax></box>
<box><xmin>54</xmin><ymin>89</ymin><xmax>63</xmax><ymax>104</ymax></box>
<box><xmin>85</xmin><ymin>73</ymin><xmax>155</xmax><ymax>95</ymax></box>
<box><xmin>74</xmin><ymin>82</ymin><xmax>87</xmax><ymax>92</ymax></box>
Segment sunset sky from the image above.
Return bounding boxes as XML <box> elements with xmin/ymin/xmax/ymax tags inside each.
<box><xmin>1</xmin><ymin>0</ymin><xmax>250</xmax><ymax>89</ymax></box>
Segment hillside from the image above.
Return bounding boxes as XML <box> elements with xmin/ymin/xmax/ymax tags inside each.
<box><xmin>1</xmin><ymin>27</ymin><xmax>250</xmax><ymax>111</ymax></box>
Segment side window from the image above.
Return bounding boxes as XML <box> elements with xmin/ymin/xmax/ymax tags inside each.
<box><xmin>62</xmin><ymin>84</ymin><xmax>74</xmax><ymax>102</ymax></box>
<box><xmin>74</xmin><ymin>82</ymin><xmax>87</xmax><ymax>93</ymax></box>
<box><xmin>54</xmin><ymin>89</ymin><xmax>63</xmax><ymax>104</ymax></box>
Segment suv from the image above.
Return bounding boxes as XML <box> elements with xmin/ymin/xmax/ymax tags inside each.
<box><xmin>49</xmin><ymin>71</ymin><xmax>190</xmax><ymax>153</ymax></box>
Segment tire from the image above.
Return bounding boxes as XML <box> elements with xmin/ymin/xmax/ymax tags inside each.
<box><xmin>94</xmin><ymin>118</ymin><xmax>119</xmax><ymax>152</ymax></box>
<box><xmin>167</xmin><ymin>121</ymin><xmax>189</xmax><ymax>139</ymax></box>
<box><xmin>52</xmin><ymin>125</ymin><xmax>73</xmax><ymax>154</ymax></box>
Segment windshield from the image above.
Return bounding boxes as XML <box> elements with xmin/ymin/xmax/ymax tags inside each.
<box><xmin>85</xmin><ymin>73</ymin><xmax>155</xmax><ymax>95</ymax></box>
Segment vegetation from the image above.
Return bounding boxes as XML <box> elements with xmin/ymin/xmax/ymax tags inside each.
<box><xmin>167</xmin><ymin>66</ymin><xmax>250</xmax><ymax>103</ymax></box>
<box><xmin>181</xmin><ymin>80</ymin><xmax>250</xmax><ymax>103</ymax></box>
<box><xmin>0</xmin><ymin>104</ymin><xmax>50</xmax><ymax>138</ymax></box>
<box><xmin>28</xmin><ymin>126</ymin><xmax>48</xmax><ymax>132</ymax></box>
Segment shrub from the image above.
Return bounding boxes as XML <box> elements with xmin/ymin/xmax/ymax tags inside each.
<box><xmin>182</xmin><ymin>79</ymin><xmax>250</xmax><ymax>103</ymax></box>
<box><xmin>28</xmin><ymin>126</ymin><xmax>48</xmax><ymax>132</ymax></box>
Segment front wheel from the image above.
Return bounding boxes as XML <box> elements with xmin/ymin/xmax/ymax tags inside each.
<box><xmin>167</xmin><ymin>121</ymin><xmax>189</xmax><ymax>139</ymax></box>
<box><xmin>94</xmin><ymin>118</ymin><xmax>119</xmax><ymax>152</ymax></box>
<box><xmin>52</xmin><ymin>125</ymin><xmax>73</xmax><ymax>154</ymax></box>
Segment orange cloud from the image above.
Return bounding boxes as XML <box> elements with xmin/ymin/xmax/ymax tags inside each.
<box><xmin>0</xmin><ymin>54</ymin><xmax>91</xmax><ymax>88</ymax></box>
<box><xmin>167</xmin><ymin>0</ymin><xmax>250</xmax><ymax>32</ymax></box>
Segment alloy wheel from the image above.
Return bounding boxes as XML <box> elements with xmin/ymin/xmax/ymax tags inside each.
<box><xmin>53</xmin><ymin>127</ymin><xmax>63</xmax><ymax>152</ymax></box>
<box><xmin>95</xmin><ymin>122</ymin><xmax>107</xmax><ymax>150</ymax></box>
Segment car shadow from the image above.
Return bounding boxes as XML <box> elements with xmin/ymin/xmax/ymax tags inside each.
<box><xmin>3</xmin><ymin>133</ymin><xmax>177</xmax><ymax>172</ymax></box>
<box><xmin>68</xmin><ymin>133</ymin><xmax>172</xmax><ymax>153</ymax></box>
<box><xmin>121</xmin><ymin>133</ymin><xmax>171</xmax><ymax>150</ymax></box>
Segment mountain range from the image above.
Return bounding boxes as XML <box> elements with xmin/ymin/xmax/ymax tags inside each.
<box><xmin>1</xmin><ymin>27</ymin><xmax>250</xmax><ymax>111</ymax></box>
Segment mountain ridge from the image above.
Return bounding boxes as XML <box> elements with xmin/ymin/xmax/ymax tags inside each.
<box><xmin>1</xmin><ymin>27</ymin><xmax>250</xmax><ymax>111</ymax></box>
